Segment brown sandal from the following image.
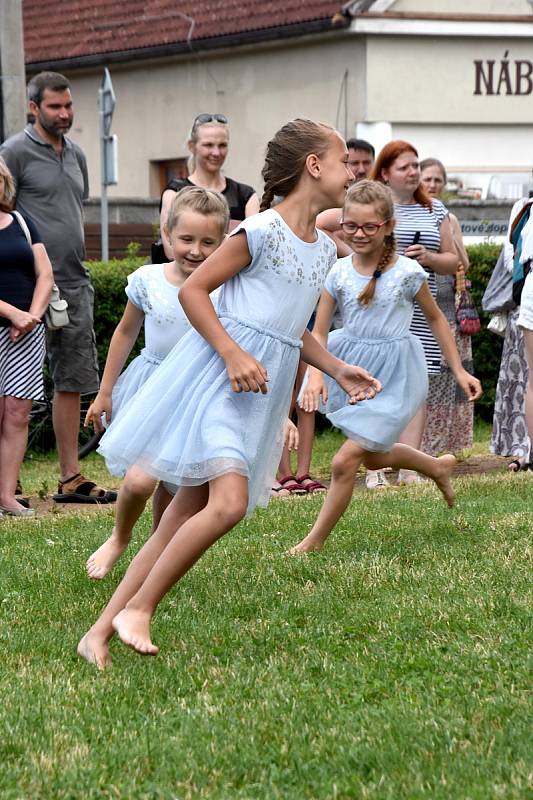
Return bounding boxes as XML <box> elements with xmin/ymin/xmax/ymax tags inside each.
<box><xmin>53</xmin><ymin>473</ymin><xmax>117</xmax><ymax>504</ymax></box>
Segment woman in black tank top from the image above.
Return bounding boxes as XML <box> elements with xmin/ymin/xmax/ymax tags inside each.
<box><xmin>158</xmin><ymin>115</ymin><xmax>259</xmax><ymax>261</ymax></box>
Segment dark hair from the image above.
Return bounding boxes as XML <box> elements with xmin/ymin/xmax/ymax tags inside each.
<box><xmin>260</xmin><ymin>119</ymin><xmax>336</xmax><ymax>212</ymax></box>
<box><xmin>342</xmin><ymin>180</ymin><xmax>396</xmax><ymax>307</ymax></box>
<box><xmin>27</xmin><ymin>72</ymin><xmax>70</xmax><ymax>106</ymax></box>
<box><xmin>372</xmin><ymin>140</ymin><xmax>432</xmax><ymax>211</ymax></box>
<box><xmin>420</xmin><ymin>157</ymin><xmax>447</xmax><ymax>184</ymax></box>
<box><xmin>166</xmin><ymin>186</ymin><xmax>229</xmax><ymax>235</ymax></box>
<box><xmin>346</xmin><ymin>138</ymin><xmax>375</xmax><ymax>158</ymax></box>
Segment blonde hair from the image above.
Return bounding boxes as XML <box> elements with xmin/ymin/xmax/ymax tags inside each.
<box><xmin>0</xmin><ymin>157</ymin><xmax>16</xmax><ymax>212</ymax></box>
<box><xmin>166</xmin><ymin>186</ymin><xmax>230</xmax><ymax>236</ymax></box>
<box><xmin>260</xmin><ymin>119</ymin><xmax>336</xmax><ymax>212</ymax></box>
<box><xmin>343</xmin><ymin>180</ymin><xmax>396</xmax><ymax>307</ymax></box>
<box><xmin>187</xmin><ymin>119</ymin><xmax>229</xmax><ymax>173</ymax></box>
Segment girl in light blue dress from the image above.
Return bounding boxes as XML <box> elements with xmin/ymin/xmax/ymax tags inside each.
<box><xmin>78</xmin><ymin>119</ymin><xmax>382</xmax><ymax>667</ymax></box>
<box><xmin>292</xmin><ymin>180</ymin><xmax>482</xmax><ymax>554</ymax></box>
<box><xmin>84</xmin><ymin>187</ymin><xmax>229</xmax><ymax>580</ymax></box>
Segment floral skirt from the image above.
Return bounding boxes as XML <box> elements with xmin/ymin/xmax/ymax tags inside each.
<box><xmin>491</xmin><ymin>307</ymin><xmax>530</xmax><ymax>459</ymax></box>
<box><xmin>421</xmin><ymin>276</ymin><xmax>474</xmax><ymax>456</ymax></box>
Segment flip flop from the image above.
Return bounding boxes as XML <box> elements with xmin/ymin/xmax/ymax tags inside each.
<box><xmin>508</xmin><ymin>459</ymin><xmax>530</xmax><ymax>473</ymax></box>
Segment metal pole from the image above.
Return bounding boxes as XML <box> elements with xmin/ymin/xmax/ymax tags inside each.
<box><xmin>99</xmin><ymin>86</ymin><xmax>108</xmax><ymax>261</ymax></box>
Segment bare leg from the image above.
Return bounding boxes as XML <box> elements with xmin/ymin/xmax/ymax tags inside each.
<box><xmin>111</xmin><ymin>473</ymin><xmax>248</xmax><ymax>656</ymax></box>
<box><xmin>290</xmin><ymin>440</ymin><xmax>364</xmax><ymax>553</ymax></box>
<box><xmin>0</xmin><ymin>396</ymin><xmax>32</xmax><ymax>511</ymax></box>
<box><xmin>295</xmin><ymin>405</ymin><xmax>315</xmax><ymax>477</ymax></box>
<box><xmin>523</xmin><ymin>330</ymin><xmax>533</xmax><ymax>459</ymax></box>
<box><xmin>364</xmin><ymin>444</ymin><xmax>456</xmax><ymax>507</ymax></box>
<box><xmin>53</xmin><ymin>390</ymin><xmax>82</xmax><ymax>481</ymax></box>
<box><xmin>151</xmin><ymin>481</ymin><xmax>173</xmax><ymax>531</ymax></box>
<box><xmin>78</xmin><ymin>482</ymin><xmax>209</xmax><ymax>668</ymax></box>
<box><xmin>86</xmin><ymin>466</ymin><xmax>157</xmax><ymax>580</ymax></box>
<box><xmin>277</xmin><ymin>442</ymin><xmax>293</xmax><ymax>479</ymax></box>
<box><xmin>397</xmin><ymin>404</ymin><xmax>427</xmax><ymax>483</ymax></box>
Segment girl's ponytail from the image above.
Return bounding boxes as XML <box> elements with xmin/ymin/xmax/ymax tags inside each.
<box><xmin>260</xmin><ymin>183</ymin><xmax>275</xmax><ymax>212</ymax></box>
<box><xmin>357</xmin><ymin>232</ymin><xmax>396</xmax><ymax>306</ymax></box>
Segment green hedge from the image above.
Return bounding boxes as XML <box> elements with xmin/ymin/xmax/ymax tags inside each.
<box><xmin>464</xmin><ymin>243</ymin><xmax>504</xmax><ymax>421</ymax></box>
<box><xmin>87</xmin><ymin>242</ymin><xmax>503</xmax><ymax>423</ymax></box>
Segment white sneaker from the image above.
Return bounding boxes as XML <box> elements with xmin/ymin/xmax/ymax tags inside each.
<box><xmin>397</xmin><ymin>469</ymin><xmax>424</xmax><ymax>485</ymax></box>
<box><xmin>365</xmin><ymin>469</ymin><xmax>390</xmax><ymax>490</ymax></box>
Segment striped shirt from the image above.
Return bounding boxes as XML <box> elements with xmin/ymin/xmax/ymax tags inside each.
<box><xmin>395</xmin><ymin>199</ymin><xmax>449</xmax><ymax>374</ymax></box>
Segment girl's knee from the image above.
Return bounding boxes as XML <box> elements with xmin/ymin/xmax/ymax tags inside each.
<box><xmin>123</xmin><ymin>469</ymin><xmax>156</xmax><ymax>499</ymax></box>
<box><xmin>210</xmin><ymin>493</ymin><xmax>247</xmax><ymax>528</ymax></box>
<box><xmin>331</xmin><ymin>446</ymin><xmax>362</xmax><ymax>478</ymax></box>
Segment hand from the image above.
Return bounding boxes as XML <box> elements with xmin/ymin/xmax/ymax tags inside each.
<box><xmin>85</xmin><ymin>393</ymin><xmax>112</xmax><ymax>432</ymax></box>
<box><xmin>298</xmin><ymin>370</ymin><xmax>327</xmax><ymax>412</ymax></box>
<box><xmin>224</xmin><ymin>346</ymin><xmax>269</xmax><ymax>394</ymax></box>
<box><xmin>456</xmin><ymin>370</ymin><xmax>482</xmax><ymax>402</ymax></box>
<box><xmin>284</xmin><ymin>418</ymin><xmax>299</xmax><ymax>451</ymax></box>
<box><xmin>9</xmin><ymin>309</ymin><xmax>41</xmax><ymax>338</ymax></box>
<box><xmin>405</xmin><ymin>244</ymin><xmax>430</xmax><ymax>267</ymax></box>
<box><xmin>334</xmin><ymin>363</ymin><xmax>381</xmax><ymax>405</ymax></box>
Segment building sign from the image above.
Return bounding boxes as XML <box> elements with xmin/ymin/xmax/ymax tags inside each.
<box><xmin>460</xmin><ymin>220</ymin><xmax>508</xmax><ymax>237</ymax></box>
<box><xmin>474</xmin><ymin>51</ymin><xmax>532</xmax><ymax>96</ymax></box>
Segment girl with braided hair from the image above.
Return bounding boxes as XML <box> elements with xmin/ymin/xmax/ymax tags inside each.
<box><xmin>291</xmin><ymin>180</ymin><xmax>481</xmax><ymax>554</ymax></box>
<box><xmin>78</xmin><ymin>119</ymin><xmax>382</xmax><ymax>667</ymax></box>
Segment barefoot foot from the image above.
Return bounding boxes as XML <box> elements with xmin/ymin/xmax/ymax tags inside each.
<box><xmin>287</xmin><ymin>537</ymin><xmax>324</xmax><ymax>554</ymax></box>
<box><xmin>434</xmin><ymin>454</ymin><xmax>457</xmax><ymax>508</ymax></box>
<box><xmin>112</xmin><ymin>608</ymin><xmax>159</xmax><ymax>656</ymax></box>
<box><xmin>86</xmin><ymin>530</ymin><xmax>130</xmax><ymax>579</ymax></box>
<box><xmin>77</xmin><ymin>632</ymin><xmax>112</xmax><ymax>670</ymax></box>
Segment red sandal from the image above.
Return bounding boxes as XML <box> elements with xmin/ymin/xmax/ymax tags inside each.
<box><xmin>296</xmin><ymin>474</ymin><xmax>327</xmax><ymax>493</ymax></box>
<box><xmin>277</xmin><ymin>475</ymin><xmax>307</xmax><ymax>495</ymax></box>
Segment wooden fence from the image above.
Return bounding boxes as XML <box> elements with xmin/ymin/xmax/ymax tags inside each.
<box><xmin>85</xmin><ymin>223</ymin><xmax>154</xmax><ymax>260</ymax></box>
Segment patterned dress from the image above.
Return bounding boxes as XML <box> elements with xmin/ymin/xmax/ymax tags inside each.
<box><xmin>98</xmin><ymin>209</ymin><xmax>337</xmax><ymax>514</ymax></box>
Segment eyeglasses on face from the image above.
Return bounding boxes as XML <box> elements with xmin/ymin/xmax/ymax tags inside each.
<box><xmin>340</xmin><ymin>219</ymin><xmax>390</xmax><ymax>236</ymax></box>
<box><xmin>192</xmin><ymin>113</ymin><xmax>228</xmax><ymax>129</ymax></box>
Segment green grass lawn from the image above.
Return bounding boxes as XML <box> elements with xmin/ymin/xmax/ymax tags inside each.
<box><xmin>1</xmin><ymin>426</ymin><xmax>531</xmax><ymax>799</ymax></box>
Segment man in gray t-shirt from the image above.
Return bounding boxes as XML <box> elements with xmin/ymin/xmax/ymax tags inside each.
<box><xmin>0</xmin><ymin>71</ymin><xmax>115</xmax><ymax>503</ymax></box>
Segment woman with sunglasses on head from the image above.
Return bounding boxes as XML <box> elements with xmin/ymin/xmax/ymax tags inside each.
<box><xmin>372</xmin><ymin>141</ymin><xmax>458</xmax><ymax>484</ymax></box>
<box><xmin>159</xmin><ymin>114</ymin><xmax>260</xmax><ymax>260</ymax></box>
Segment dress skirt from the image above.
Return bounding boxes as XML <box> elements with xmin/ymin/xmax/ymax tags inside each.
<box><xmin>324</xmin><ymin>329</ymin><xmax>428</xmax><ymax>452</ymax></box>
<box><xmin>0</xmin><ymin>323</ymin><xmax>46</xmax><ymax>400</ymax></box>
<box><xmin>104</xmin><ymin>348</ymin><xmax>163</xmax><ymax>476</ymax></box>
<box><xmin>98</xmin><ymin>314</ymin><xmax>301</xmax><ymax>514</ymax></box>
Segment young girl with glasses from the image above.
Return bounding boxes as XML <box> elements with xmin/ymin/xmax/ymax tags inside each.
<box><xmin>78</xmin><ymin>119</ymin><xmax>381</xmax><ymax>668</ymax></box>
<box><xmin>291</xmin><ymin>180</ymin><xmax>482</xmax><ymax>554</ymax></box>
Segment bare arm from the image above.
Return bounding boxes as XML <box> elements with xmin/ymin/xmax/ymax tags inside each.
<box><xmin>415</xmin><ymin>282</ymin><xmax>482</xmax><ymax>400</ymax></box>
<box><xmin>179</xmin><ymin>232</ymin><xmax>269</xmax><ymax>394</ymax></box>
<box><xmin>316</xmin><ymin>208</ymin><xmax>353</xmax><ymax>258</ymax></box>
<box><xmin>244</xmin><ymin>193</ymin><xmax>260</xmax><ymax>217</ymax></box>
<box><xmin>28</xmin><ymin>243</ymin><xmax>54</xmax><ymax>319</ymax></box>
<box><xmin>449</xmin><ymin>213</ymin><xmax>470</xmax><ymax>270</ymax></box>
<box><xmin>85</xmin><ymin>301</ymin><xmax>145</xmax><ymax>430</ymax></box>
<box><xmin>404</xmin><ymin>215</ymin><xmax>458</xmax><ymax>275</ymax></box>
<box><xmin>159</xmin><ymin>189</ymin><xmax>177</xmax><ymax>260</ymax></box>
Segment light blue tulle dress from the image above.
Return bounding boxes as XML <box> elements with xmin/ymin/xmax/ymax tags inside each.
<box><xmin>104</xmin><ymin>263</ymin><xmax>206</xmax><ymax>476</ymax></box>
<box><xmin>324</xmin><ymin>254</ymin><xmax>429</xmax><ymax>451</ymax></box>
<box><xmin>98</xmin><ymin>209</ymin><xmax>337</xmax><ymax>513</ymax></box>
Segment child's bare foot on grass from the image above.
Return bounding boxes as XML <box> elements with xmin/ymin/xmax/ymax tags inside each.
<box><xmin>112</xmin><ymin>608</ymin><xmax>159</xmax><ymax>656</ymax></box>
<box><xmin>434</xmin><ymin>454</ymin><xmax>457</xmax><ymax>508</ymax></box>
<box><xmin>77</xmin><ymin>632</ymin><xmax>112</xmax><ymax>670</ymax></box>
<box><xmin>86</xmin><ymin>530</ymin><xmax>129</xmax><ymax>579</ymax></box>
<box><xmin>287</xmin><ymin>536</ymin><xmax>324</xmax><ymax>555</ymax></box>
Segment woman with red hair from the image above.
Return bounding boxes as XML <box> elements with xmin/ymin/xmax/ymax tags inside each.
<box><xmin>372</xmin><ymin>140</ymin><xmax>458</xmax><ymax>482</ymax></box>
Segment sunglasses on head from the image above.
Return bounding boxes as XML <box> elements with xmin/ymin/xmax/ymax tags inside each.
<box><xmin>193</xmin><ymin>114</ymin><xmax>228</xmax><ymax>128</ymax></box>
